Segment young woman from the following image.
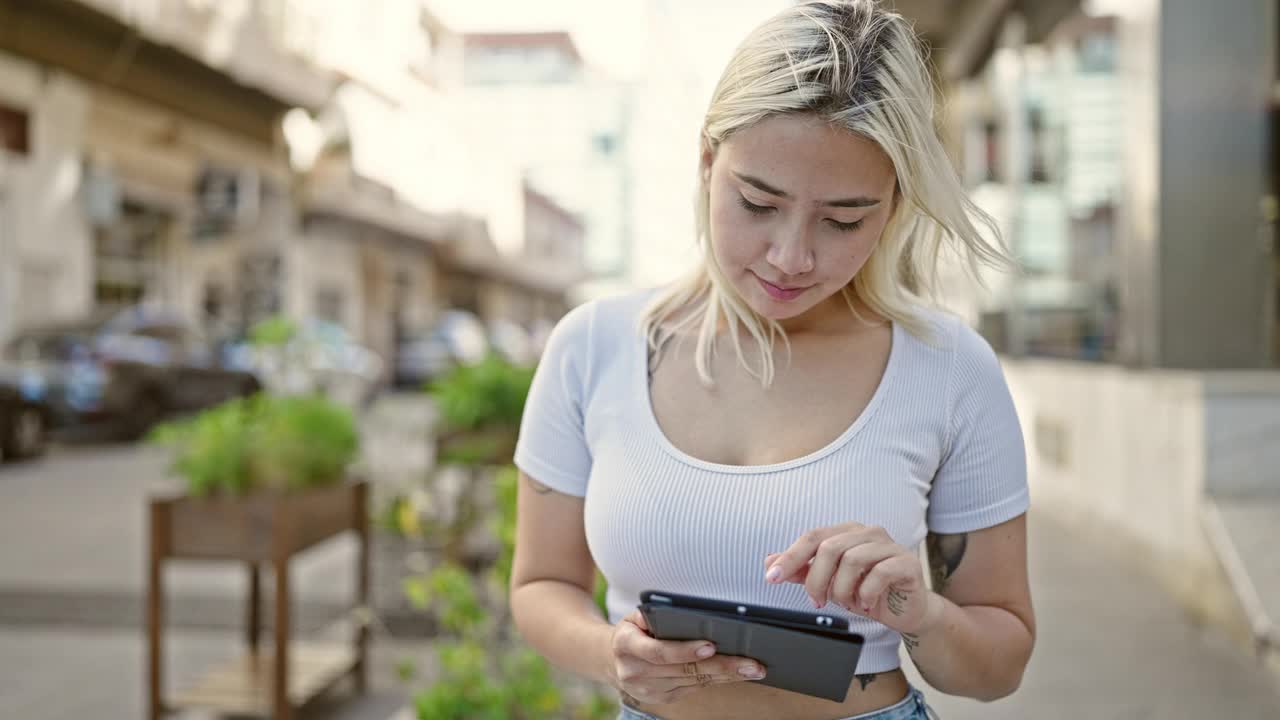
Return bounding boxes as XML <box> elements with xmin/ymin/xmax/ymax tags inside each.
<box><xmin>509</xmin><ymin>2</ymin><xmax>1035</xmax><ymax>718</ymax></box>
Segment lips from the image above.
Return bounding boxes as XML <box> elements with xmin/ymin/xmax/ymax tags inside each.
<box><xmin>753</xmin><ymin>272</ymin><xmax>811</xmax><ymax>301</ymax></box>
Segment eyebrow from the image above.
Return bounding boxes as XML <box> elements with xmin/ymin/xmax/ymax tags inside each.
<box><xmin>732</xmin><ymin>171</ymin><xmax>881</xmax><ymax>208</ymax></box>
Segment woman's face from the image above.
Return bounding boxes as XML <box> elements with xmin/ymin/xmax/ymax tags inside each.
<box><xmin>704</xmin><ymin>113</ymin><xmax>898</xmax><ymax>328</ymax></box>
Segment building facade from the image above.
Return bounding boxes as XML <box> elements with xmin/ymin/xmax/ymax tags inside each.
<box><xmin>0</xmin><ymin>0</ymin><xmax>591</xmax><ymax>373</ymax></box>
<box><xmin>944</xmin><ymin>0</ymin><xmax>1277</xmax><ymax>370</ymax></box>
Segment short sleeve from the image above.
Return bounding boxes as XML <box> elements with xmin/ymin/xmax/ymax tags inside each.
<box><xmin>513</xmin><ymin>302</ymin><xmax>595</xmax><ymax>497</ymax></box>
<box><xmin>926</xmin><ymin>321</ymin><xmax>1030</xmax><ymax>533</ymax></box>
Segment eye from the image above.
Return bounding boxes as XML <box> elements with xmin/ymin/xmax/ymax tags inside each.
<box><xmin>737</xmin><ymin>195</ymin><xmax>775</xmax><ymax>215</ymax></box>
<box><xmin>825</xmin><ymin>218</ymin><xmax>864</xmax><ymax>232</ymax></box>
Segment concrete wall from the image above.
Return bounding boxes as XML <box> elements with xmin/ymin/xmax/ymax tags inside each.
<box><xmin>1115</xmin><ymin>0</ymin><xmax>1276</xmax><ymax>369</ymax></box>
<box><xmin>1156</xmin><ymin>0</ymin><xmax>1275</xmax><ymax>368</ymax></box>
<box><xmin>1114</xmin><ymin>0</ymin><xmax>1162</xmax><ymax>369</ymax></box>
<box><xmin>1001</xmin><ymin>357</ymin><xmax>1271</xmax><ymax>637</ymax></box>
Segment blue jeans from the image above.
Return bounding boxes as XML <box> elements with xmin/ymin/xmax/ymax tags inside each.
<box><xmin>617</xmin><ymin>686</ymin><xmax>938</xmax><ymax>720</ymax></box>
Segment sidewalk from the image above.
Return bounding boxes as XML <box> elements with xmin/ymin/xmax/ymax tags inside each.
<box><xmin>2</xmin><ymin>390</ymin><xmax>1279</xmax><ymax>717</ymax></box>
<box><xmin>913</xmin><ymin>511</ymin><xmax>1280</xmax><ymax>719</ymax></box>
<box><xmin>2</xmin><ymin>509</ymin><xmax>1277</xmax><ymax>717</ymax></box>
<box><xmin>0</xmin><ymin>623</ymin><xmax>426</xmax><ymax>720</ymax></box>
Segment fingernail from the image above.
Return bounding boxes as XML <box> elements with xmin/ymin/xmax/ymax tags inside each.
<box><xmin>696</xmin><ymin>644</ymin><xmax>715</xmax><ymax>658</ymax></box>
<box><xmin>765</xmin><ymin>565</ymin><xmax>782</xmax><ymax>583</ymax></box>
<box><xmin>862</xmin><ymin>605</ymin><xmax>871</xmax><ymax>613</ymax></box>
<box><xmin>739</xmin><ymin>664</ymin><xmax>764</xmax><ymax>678</ymax></box>
<box><xmin>813</xmin><ymin>597</ymin><xmax>823</xmax><ymax>608</ymax></box>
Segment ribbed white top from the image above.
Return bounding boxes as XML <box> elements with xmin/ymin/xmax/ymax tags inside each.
<box><xmin>515</xmin><ymin>288</ymin><xmax>1028</xmax><ymax>674</ymax></box>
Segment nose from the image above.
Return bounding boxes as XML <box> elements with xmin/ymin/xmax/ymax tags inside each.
<box><xmin>765</xmin><ymin>228</ymin><xmax>815</xmax><ymax>277</ymax></box>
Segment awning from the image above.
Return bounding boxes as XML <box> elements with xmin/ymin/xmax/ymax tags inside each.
<box><xmin>885</xmin><ymin>0</ymin><xmax>1084</xmax><ymax>80</ymax></box>
<box><xmin>302</xmin><ymin>174</ymin><xmax>456</xmax><ymax>249</ymax></box>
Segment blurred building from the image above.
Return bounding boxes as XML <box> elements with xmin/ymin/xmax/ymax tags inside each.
<box><xmin>947</xmin><ymin>13</ymin><xmax>1123</xmax><ymax>361</ymax></box>
<box><xmin>0</xmin><ymin>0</ymin><xmax>329</xmax><ymax>345</ymax></box>
<box><xmin>0</xmin><ymin>0</ymin><xmax>590</xmax><ymax>371</ymax></box>
<box><xmin>940</xmin><ymin>1</ymin><xmax>1275</xmax><ymax>372</ymax></box>
<box><xmin>456</xmin><ymin>30</ymin><xmax>628</xmax><ymax>281</ymax></box>
<box><xmin>916</xmin><ymin>0</ymin><xmax>1280</xmax><ymax>672</ymax></box>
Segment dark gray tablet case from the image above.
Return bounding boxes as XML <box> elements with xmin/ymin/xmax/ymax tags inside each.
<box><xmin>638</xmin><ymin>603</ymin><xmax>864</xmax><ymax>703</ymax></box>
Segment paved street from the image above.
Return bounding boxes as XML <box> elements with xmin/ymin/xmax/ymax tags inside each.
<box><xmin>2</xmin><ymin>434</ymin><xmax>1279</xmax><ymax>718</ymax></box>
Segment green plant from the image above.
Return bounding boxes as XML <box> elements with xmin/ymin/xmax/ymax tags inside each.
<box><xmin>429</xmin><ymin>354</ymin><xmax>534</xmax><ymax>433</ymax></box>
<box><xmin>248</xmin><ymin>315</ymin><xmax>298</xmax><ymax>347</ymax></box>
<box><xmin>491</xmin><ymin>465</ymin><xmax>519</xmax><ymax>592</ymax></box>
<box><xmin>405</xmin><ymin>560</ymin><xmax>565</xmax><ymax>720</ymax></box>
<box><xmin>150</xmin><ymin>394</ymin><xmax>358</xmax><ymax>496</ymax></box>
<box><xmin>398</xmin><ymin>352</ymin><xmax>614</xmax><ymax>718</ymax></box>
<box><xmin>404</xmin><ymin>464</ymin><xmax>617</xmax><ymax>720</ymax></box>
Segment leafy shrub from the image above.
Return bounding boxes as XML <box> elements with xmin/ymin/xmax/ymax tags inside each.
<box><xmin>405</xmin><ymin>560</ymin><xmax>567</xmax><ymax>720</ymax></box>
<box><xmin>429</xmin><ymin>354</ymin><xmax>534</xmax><ymax>433</ymax></box>
<box><xmin>397</xmin><ymin>350</ymin><xmax>616</xmax><ymax>718</ymax></box>
<box><xmin>248</xmin><ymin>315</ymin><xmax>298</xmax><ymax>347</ymax></box>
<box><xmin>150</xmin><ymin>394</ymin><xmax>358</xmax><ymax>496</ymax></box>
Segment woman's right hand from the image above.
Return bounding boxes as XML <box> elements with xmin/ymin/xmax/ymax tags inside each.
<box><xmin>607</xmin><ymin>610</ymin><xmax>768</xmax><ymax>705</ymax></box>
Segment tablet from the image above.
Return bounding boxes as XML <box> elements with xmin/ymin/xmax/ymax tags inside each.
<box><xmin>638</xmin><ymin>590</ymin><xmax>865</xmax><ymax>703</ymax></box>
<box><xmin>640</xmin><ymin>590</ymin><xmax>852</xmax><ymax>631</ymax></box>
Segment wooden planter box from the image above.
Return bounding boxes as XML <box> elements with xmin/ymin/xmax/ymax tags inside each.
<box><xmin>435</xmin><ymin>426</ymin><xmax>518</xmax><ymax>467</ymax></box>
<box><xmin>147</xmin><ymin>480</ymin><xmax>370</xmax><ymax>720</ymax></box>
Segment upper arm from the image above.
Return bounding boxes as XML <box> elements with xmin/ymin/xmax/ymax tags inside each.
<box><xmin>511</xmin><ymin>470</ymin><xmax>595</xmax><ymax>594</ymax></box>
<box><xmin>510</xmin><ymin>303</ymin><xmax>598</xmax><ymax>594</ymax></box>
<box><xmin>924</xmin><ymin>320</ymin><xmax>1032</xmax><ymax>631</ymax></box>
<box><xmin>927</xmin><ymin>515</ymin><xmax>1034</xmax><ymax>637</ymax></box>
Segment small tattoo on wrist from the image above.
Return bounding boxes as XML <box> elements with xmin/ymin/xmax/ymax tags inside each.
<box><xmin>855</xmin><ymin>673</ymin><xmax>878</xmax><ymax>690</ymax></box>
<box><xmin>886</xmin><ymin>588</ymin><xmax>908</xmax><ymax>616</ymax></box>
<box><xmin>901</xmin><ymin>632</ymin><xmax>921</xmax><ymax>653</ymax></box>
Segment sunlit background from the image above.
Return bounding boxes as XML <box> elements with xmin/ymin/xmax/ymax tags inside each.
<box><xmin>1</xmin><ymin>1</ymin><xmax>1279</xmax><ymax>719</ymax></box>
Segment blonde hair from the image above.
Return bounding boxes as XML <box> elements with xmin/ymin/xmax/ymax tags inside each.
<box><xmin>640</xmin><ymin>0</ymin><xmax>1012</xmax><ymax>388</ymax></box>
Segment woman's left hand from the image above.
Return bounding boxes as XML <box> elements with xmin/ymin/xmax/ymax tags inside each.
<box><xmin>765</xmin><ymin>522</ymin><xmax>941</xmax><ymax>635</ymax></box>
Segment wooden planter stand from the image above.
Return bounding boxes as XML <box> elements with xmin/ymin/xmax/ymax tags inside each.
<box><xmin>435</xmin><ymin>426</ymin><xmax>517</xmax><ymax>467</ymax></box>
<box><xmin>147</xmin><ymin>480</ymin><xmax>370</xmax><ymax>720</ymax></box>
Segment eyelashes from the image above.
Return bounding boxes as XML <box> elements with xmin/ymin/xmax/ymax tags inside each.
<box><xmin>738</xmin><ymin>195</ymin><xmax>774</xmax><ymax>215</ymax></box>
<box><xmin>826</xmin><ymin>218</ymin><xmax>864</xmax><ymax>232</ymax></box>
<box><xmin>737</xmin><ymin>194</ymin><xmax>864</xmax><ymax>232</ymax></box>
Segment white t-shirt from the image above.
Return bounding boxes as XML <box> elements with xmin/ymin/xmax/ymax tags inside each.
<box><xmin>514</xmin><ymin>287</ymin><xmax>1029</xmax><ymax>674</ymax></box>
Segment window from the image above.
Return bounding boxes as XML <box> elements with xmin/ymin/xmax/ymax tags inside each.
<box><xmin>1028</xmin><ymin>106</ymin><xmax>1052</xmax><ymax>184</ymax></box>
<box><xmin>0</xmin><ymin>105</ymin><xmax>29</xmax><ymax>156</ymax></box>
<box><xmin>983</xmin><ymin>121</ymin><xmax>1001</xmax><ymax>183</ymax></box>
<box><xmin>1077</xmin><ymin>32</ymin><xmax>1116</xmax><ymax>74</ymax></box>
<box><xmin>315</xmin><ymin>287</ymin><xmax>345</xmax><ymax>325</ymax></box>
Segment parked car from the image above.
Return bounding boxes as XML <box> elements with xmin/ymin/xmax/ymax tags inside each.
<box><xmin>224</xmin><ymin>320</ymin><xmax>383</xmax><ymax>410</ymax></box>
<box><xmin>2</xmin><ymin>307</ymin><xmax>262</xmax><ymax>440</ymax></box>
<box><xmin>0</xmin><ymin>372</ymin><xmax>51</xmax><ymax>460</ymax></box>
<box><xmin>487</xmin><ymin>318</ymin><xmax>535</xmax><ymax>367</ymax></box>
<box><xmin>394</xmin><ymin>310</ymin><xmax>489</xmax><ymax>388</ymax></box>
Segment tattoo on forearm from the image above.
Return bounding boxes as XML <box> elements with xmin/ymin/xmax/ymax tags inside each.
<box><xmin>526</xmin><ymin>477</ymin><xmax>556</xmax><ymax>495</ymax></box>
<box><xmin>926</xmin><ymin>532</ymin><xmax>968</xmax><ymax>594</ymax></box>
<box><xmin>901</xmin><ymin>632</ymin><xmax>920</xmax><ymax>653</ymax></box>
<box><xmin>886</xmin><ymin>588</ymin><xmax>908</xmax><ymax>616</ymax></box>
<box><xmin>855</xmin><ymin>673</ymin><xmax>878</xmax><ymax>690</ymax></box>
